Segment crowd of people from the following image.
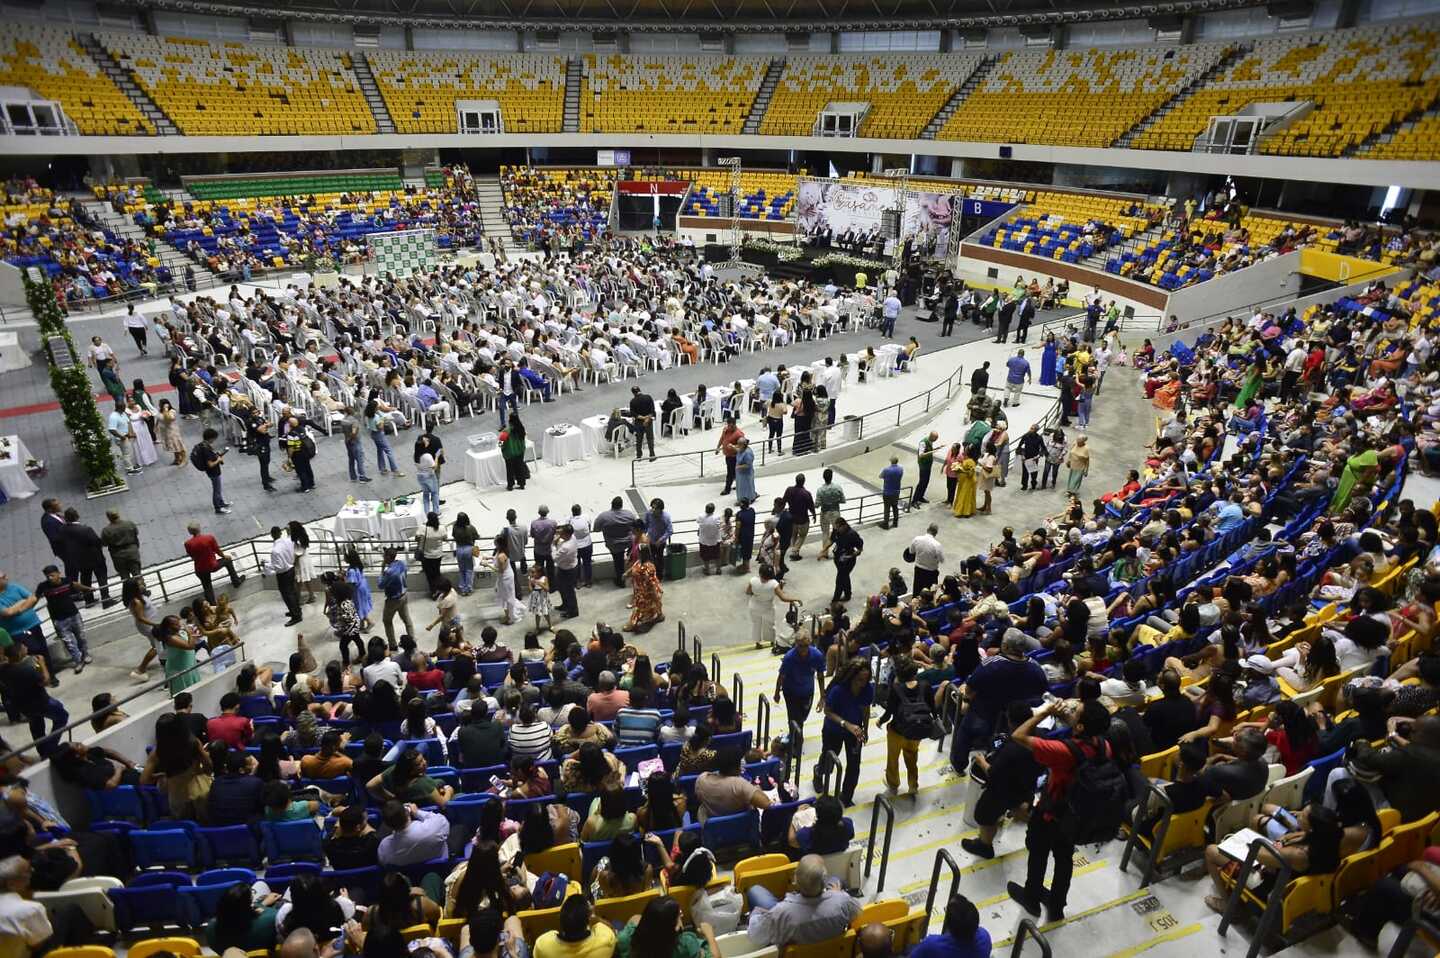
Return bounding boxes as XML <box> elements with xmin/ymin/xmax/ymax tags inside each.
<box><xmin>501</xmin><ymin>167</ymin><xmax>615</xmax><ymax>251</ymax></box>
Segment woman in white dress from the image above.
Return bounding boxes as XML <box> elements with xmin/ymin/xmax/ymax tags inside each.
<box><xmin>126</xmin><ymin>398</ymin><xmax>159</xmax><ymax>467</ymax></box>
<box><xmin>492</xmin><ymin>532</ymin><xmax>527</xmax><ymax>626</ymax></box>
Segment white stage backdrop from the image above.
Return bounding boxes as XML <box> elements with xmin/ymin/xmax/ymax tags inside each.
<box><xmin>795</xmin><ymin>179</ymin><xmax>957</xmax><ymax>259</ymax></box>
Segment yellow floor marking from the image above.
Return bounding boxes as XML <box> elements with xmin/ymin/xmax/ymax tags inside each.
<box><xmin>1104</xmin><ymin>922</ymin><xmax>1204</xmax><ymax>958</ymax></box>
<box><xmin>853</xmin><ymin>792</ymin><xmax>966</xmax><ymax>842</ymax></box>
<box><xmin>990</xmin><ymin>888</ymin><xmax>1154</xmax><ymax>949</ymax></box>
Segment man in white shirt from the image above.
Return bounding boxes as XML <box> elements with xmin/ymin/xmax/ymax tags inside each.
<box><xmin>1281</xmin><ymin>341</ymin><xmax>1308</xmax><ymax>402</ymax></box>
<box><xmin>697</xmin><ymin>502</ymin><xmax>723</xmax><ymax>575</ymax></box>
<box><xmin>907</xmin><ymin>523</ymin><xmax>945</xmax><ymax>595</ymax></box>
<box><xmin>106</xmin><ymin>405</ymin><xmax>141</xmax><ymax>475</ymax></box>
<box><xmin>569</xmin><ymin>504</ymin><xmax>593</xmax><ymax>587</ymax></box>
<box><xmin>0</xmin><ymin>855</ymin><xmax>52</xmax><ymax>958</ymax></box>
<box><xmin>377</xmin><ymin>802</ymin><xmax>450</xmax><ymax>867</ymax></box>
<box><xmin>264</xmin><ymin>525</ymin><xmax>304</xmax><ymax>626</ymax></box>
<box><xmin>122</xmin><ymin>304</ymin><xmax>149</xmax><ymax>357</ymax></box>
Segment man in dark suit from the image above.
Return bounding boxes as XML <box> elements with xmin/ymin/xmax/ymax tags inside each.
<box><xmin>39</xmin><ymin>498</ymin><xmax>73</xmax><ymax>581</ymax></box>
<box><xmin>60</xmin><ymin>508</ymin><xmax>113</xmax><ymax>607</ymax></box>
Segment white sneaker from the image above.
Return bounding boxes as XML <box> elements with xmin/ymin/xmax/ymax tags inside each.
<box><xmin>129</xmin><ymin>669</ymin><xmax>147</xmax><ymax>682</ymax></box>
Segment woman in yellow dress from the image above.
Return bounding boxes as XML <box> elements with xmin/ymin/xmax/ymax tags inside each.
<box><xmin>952</xmin><ymin>452</ymin><xmax>978</xmax><ymax>518</ymax></box>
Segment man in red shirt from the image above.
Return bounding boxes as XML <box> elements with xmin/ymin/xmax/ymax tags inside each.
<box><xmin>407</xmin><ymin>652</ymin><xmax>447</xmax><ymax>693</ymax></box>
<box><xmin>183</xmin><ymin>522</ymin><xmax>246</xmax><ymax>603</ymax></box>
<box><xmin>206</xmin><ymin>692</ymin><xmax>253</xmax><ymax>749</ymax></box>
<box><xmin>1006</xmin><ymin>699</ymin><xmax>1113</xmax><ymax>923</ymax></box>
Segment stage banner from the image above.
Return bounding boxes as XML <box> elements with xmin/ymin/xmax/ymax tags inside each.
<box><xmin>903</xmin><ymin>191</ymin><xmax>958</xmax><ymax>260</ymax></box>
<box><xmin>795</xmin><ymin>179</ymin><xmax>895</xmax><ymax>238</ymax></box>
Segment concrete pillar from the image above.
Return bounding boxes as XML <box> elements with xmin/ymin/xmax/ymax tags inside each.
<box><xmin>949</xmin><ymin>158</ymin><xmax>965</xmax><ymax>179</ymax></box>
<box><xmin>1179</xmin><ymin>15</ymin><xmax>1196</xmax><ymax>44</ymax></box>
<box><xmin>939</xmin><ymin>31</ymin><xmax>953</xmax><ymax>52</ymax></box>
<box><xmin>405</xmin><ymin>26</ymin><xmax>415</xmax><ymax>51</ymax></box>
<box><xmin>1336</xmin><ymin>0</ymin><xmax>1361</xmax><ymax>29</ymax></box>
<box><xmin>701</xmin><ymin>148</ymin><xmax>714</xmax><ymax>166</ymax></box>
<box><xmin>830</xmin><ymin>32</ymin><xmax>840</xmax><ymax>53</ymax></box>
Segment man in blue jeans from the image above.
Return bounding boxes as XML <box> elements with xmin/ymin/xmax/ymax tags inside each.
<box><xmin>879</xmin><ymin>456</ymin><xmax>903</xmax><ymax>529</ymax></box>
<box><xmin>881</xmin><ymin>293</ymin><xmax>901</xmax><ymax>339</ymax></box>
<box><xmin>192</xmin><ymin>429</ymin><xmax>231</xmax><ymax>515</ymax></box>
<box><xmin>0</xmin><ymin>571</ymin><xmax>59</xmax><ymax>688</ymax></box>
<box><xmin>0</xmin><ymin>640</ymin><xmax>68</xmax><ymax>757</ymax></box>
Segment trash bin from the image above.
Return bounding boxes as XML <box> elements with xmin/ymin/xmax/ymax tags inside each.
<box><xmin>841</xmin><ymin>415</ymin><xmax>862</xmax><ymax>442</ymax></box>
<box><xmin>666</xmin><ymin>542</ymin><xmax>688</xmax><ymax>580</ymax></box>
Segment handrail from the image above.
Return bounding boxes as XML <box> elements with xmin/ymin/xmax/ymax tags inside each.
<box><xmin>923</xmin><ymin>849</ymin><xmax>961</xmax><ymax>935</ymax></box>
<box><xmin>755</xmin><ymin>693</ymin><xmax>771</xmax><ymax>746</ymax></box>
<box><xmin>1387</xmin><ymin>916</ymin><xmax>1440</xmax><ymax>958</ymax></box>
<box><xmin>711</xmin><ymin>652</ymin><xmax>722</xmax><ymax>689</ymax></box>
<box><xmin>676</xmin><ymin>619</ymin><xmax>687</xmax><ymax>654</ymax></box>
<box><xmin>0</xmin><ymin>639</ymin><xmax>248</xmax><ymax>766</ymax></box>
<box><xmin>817</xmin><ymin>748</ymin><xmax>843</xmax><ymax>799</ymax></box>
<box><xmin>864</xmin><ymin>794</ymin><xmax>897</xmax><ymax>894</ymax></box>
<box><xmin>1119</xmin><ymin>779</ymin><xmax>1173</xmax><ymax>887</ymax></box>
<box><xmin>692</xmin><ymin>633</ymin><xmax>703</xmax><ymax>671</ymax></box>
<box><xmin>732</xmin><ymin>671</ymin><xmax>745</xmax><ymax>721</ymax></box>
<box><xmin>787</xmin><ymin>719</ymin><xmax>803</xmax><ymax>785</ymax></box>
<box><xmin>1217</xmin><ymin>833</ymin><xmax>1292</xmax><ymax>958</ymax></box>
<box><xmin>629</xmin><ymin>364</ymin><xmax>964</xmax><ymax>487</ymax></box>
<box><xmin>1010</xmin><ymin>919</ymin><xmax>1053</xmax><ymax>958</ymax></box>
<box><xmin>935</xmin><ymin>685</ymin><xmax>962</xmax><ymax>753</ymax></box>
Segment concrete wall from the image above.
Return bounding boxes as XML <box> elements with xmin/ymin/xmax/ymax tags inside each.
<box><xmin>1164</xmin><ymin>250</ymin><xmax>1303</xmax><ymax>327</ymax></box>
<box><xmin>21</xmin><ymin>660</ymin><xmax>250</xmax><ymax>831</ymax></box>
<box><xmin>954</xmin><ymin>244</ymin><xmax>1167</xmax><ymax>320</ymax></box>
<box><xmin>8</xmin><ymin>131</ymin><xmax>1439</xmax><ymax>189</ymax></box>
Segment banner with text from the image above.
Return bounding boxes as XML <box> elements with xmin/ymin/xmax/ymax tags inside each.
<box><xmin>795</xmin><ymin>179</ymin><xmax>961</xmax><ymax>259</ymax></box>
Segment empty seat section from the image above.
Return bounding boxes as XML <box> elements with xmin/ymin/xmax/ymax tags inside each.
<box><xmin>1132</xmin><ymin>21</ymin><xmax>1440</xmax><ymax>157</ymax></box>
<box><xmin>759</xmin><ymin>53</ymin><xmax>985</xmax><ymax>139</ymax></box>
<box><xmin>0</xmin><ymin>23</ymin><xmax>150</xmax><ymax>135</ymax></box>
<box><xmin>581</xmin><ymin>54</ymin><xmax>766</xmax><ymax>133</ymax></box>
<box><xmin>366</xmin><ymin>50</ymin><xmax>565</xmax><ymax>134</ymax></box>
<box><xmin>938</xmin><ymin>43</ymin><xmax>1232</xmax><ymax>147</ymax></box>
<box><xmin>98</xmin><ymin>32</ymin><xmax>375</xmax><ymax>136</ymax></box>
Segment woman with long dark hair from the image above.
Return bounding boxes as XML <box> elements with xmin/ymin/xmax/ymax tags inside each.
<box><xmin>278</xmin><ymin>872</ymin><xmax>353</xmax><ymax>940</ymax></box>
<box><xmin>365</xmin><ymin>870</ymin><xmax>440</xmax><ymax>932</ymax></box>
<box><xmin>344</xmin><ymin>548</ymin><xmax>373</xmax><ymax>630</ymax></box>
<box><xmin>595</xmin><ymin>832</ymin><xmax>653</xmax><ymax>897</ymax></box>
<box><xmin>615</xmin><ymin>895</ymin><xmax>720</xmax><ymax>958</ymax></box>
<box><xmin>623</xmin><ymin>544</ymin><xmax>664</xmax><ymax>633</ymax></box>
<box><xmin>206</xmin><ymin>882</ymin><xmax>280</xmax><ymax>952</ymax></box>
<box><xmin>445</xmin><ymin>839</ymin><xmax>529</xmax><ymax>918</ymax></box>
<box><xmin>139</xmin><ymin>712</ymin><xmax>212</xmax><ymax>820</ymax></box>
<box><xmin>636</xmin><ymin>772</ymin><xmax>685</xmax><ymax>831</ymax></box>
<box><xmin>501</xmin><ymin>412</ymin><xmax>529</xmax><ymax>491</ymax></box>
<box><xmin>328</xmin><ymin>580</ymin><xmax>365</xmax><ymax>668</ymax></box>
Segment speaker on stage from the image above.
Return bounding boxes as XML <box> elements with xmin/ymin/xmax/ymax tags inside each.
<box><xmin>881</xmin><ymin>209</ymin><xmax>901</xmax><ymax>239</ymax></box>
<box><xmin>704</xmin><ymin>244</ymin><xmax>729</xmax><ymax>262</ymax></box>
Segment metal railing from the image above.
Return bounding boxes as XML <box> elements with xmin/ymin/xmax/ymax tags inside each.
<box><xmin>0</xmin><ymin>639</ymin><xmax>248</xmax><ymax>766</ymax></box>
<box><xmin>864</xmin><ymin>794</ymin><xmax>897</xmax><ymax>893</ymax></box>
<box><xmin>923</xmin><ymin>849</ymin><xmax>962</xmax><ymax>934</ymax></box>
<box><xmin>816</xmin><ymin>748</ymin><xmax>843</xmax><ymax>798</ymax></box>
<box><xmin>629</xmin><ymin>365</ymin><xmax>964</xmax><ymax>487</ymax></box>
<box><xmin>1010</xmin><ymin>919</ymin><xmax>1053</xmax><ymax>958</ymax></box>
<box><xmin>1216</xmin><ymin>834</ymin><xmax>1293</xmax><ymax>958</ymax></box>
<box><xmin>755</xmin><ymin>693</ymin><xmax>771</xmax><ymax>745</ymax></box>
<box><xmin>786</xmin><ymin>719</ymin><xmax>804</xmax><ymax>784</ymax></box>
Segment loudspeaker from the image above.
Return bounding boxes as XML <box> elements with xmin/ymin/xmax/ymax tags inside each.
<box><xmin>881</xmin><ymin>209</ymin><xmax>901</xmax><ymax>238</ymax></box>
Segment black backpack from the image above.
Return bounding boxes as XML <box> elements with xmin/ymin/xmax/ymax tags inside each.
<box><xmin>190</xmin><ymin>443</ymin><xmax>210</xmax><ymax>473</ymax></box>
<box><xmin>895</xmin><ymin>682</ymin><xmax>941</xmax><ymax>740</ymax></box>
<box><xmin>1054</xmin><ymin>739</ymin><xmax>1131</xmax><ymax>845</ymax></box>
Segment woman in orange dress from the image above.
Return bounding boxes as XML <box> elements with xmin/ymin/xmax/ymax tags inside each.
<box><xmin>624</xmin><ymin>545</ymin><xmax>665</xmax><ymax>633</ymax></box>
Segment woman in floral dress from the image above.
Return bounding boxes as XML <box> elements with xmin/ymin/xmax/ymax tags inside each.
<box><xmin>624</xmin><ymin>545</ymin><xmax>664</xmax><ymax>633</ymax></box>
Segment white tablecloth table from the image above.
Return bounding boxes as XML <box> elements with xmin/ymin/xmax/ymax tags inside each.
<box><xmin>464</xmin><ymin>439</ymin><xmax>537</xmax><ymax>488</ymax></box>
<box><xmin>332</xmin><ymin>498</ymin><xmax>424</xmax><ymax>540</ymax></box>
<box><xmin>541</xmin><ymin>425</ymin><xmax>592</xmax><ymax>467</ymax></box>
<box><xmin>0</xmin><ymin>436</ymin><xmax>38</xmax><ymax>501</ymax></box>
<box><xmin>580</xmin><ymin>415</ymin><xmax>612</xmax><ymax>450</ymax></box>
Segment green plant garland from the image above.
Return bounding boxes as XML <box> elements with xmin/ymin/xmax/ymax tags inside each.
<box><xmin>24</xmin><ymin>274</ymin><xmax>123</xmax><ymax>493</ymax></box>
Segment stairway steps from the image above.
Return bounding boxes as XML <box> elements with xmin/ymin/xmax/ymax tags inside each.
<box><xmin>921</xmin><ymin>55</ymin><xmax>995</xmax><ymax>140</ymax></box>
<box><xmin>352</xmin><ymin>53</ymin><xmax>396</xmax><ymax>134</ymax></box>
<box><xmin>742</xmin><ymin>56</ymin><xmax>786</xmax><ymax>135</ymax></box>
<box><xmin>1113</xmin><ymin>44</ymin><xmax>1249</xmax><ymax>150</ymax></box>
<box><xmin>79</xmin><ymin>33</ymin><xmax>178</xmax><ymax>136</ymax></box>
<box><xmin>562</xmin><ymin>57</ymin><xmax>583</xmax><ymax>133</ymax></box>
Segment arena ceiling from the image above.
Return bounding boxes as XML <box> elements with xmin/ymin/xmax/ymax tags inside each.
<box><xmin>112</xmin><ymin>0</ymin><xmax>1272</xmax><ymax>30</ymax></box>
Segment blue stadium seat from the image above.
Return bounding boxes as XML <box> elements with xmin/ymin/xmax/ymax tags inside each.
<box><xmin>262</xmin><ymin>862</ymin><xmax>323</xmax><ymax>895</ymax></box>
<box><xmin>86</xmin><ymin>786</ymin><xmax>147</xmax><ymax>824</ymax></box>
<box><xmin>260</xmin><ymin>819</ymin><xmax>325</xmax><ymax>863</ymax></box>
<box><xmin>701</xmin><ymin>809</ymin><xmax>759</xmax><ymax>853</ymax></box>
<box><xmin>197</xmin><ymin>825</ymin><xmax>264</xmax><ymax>869</ymax></box>
<box><xmin>177</xmin><ymin>868</ymin><xmax>257</xmax><ymax>926</ymax></box>
<box><xmin>131</xmin><ymin>824</ymin><xmax>202</xmax><ymax>870</ymax></box>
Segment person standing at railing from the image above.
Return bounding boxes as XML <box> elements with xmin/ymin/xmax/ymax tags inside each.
<box><xmin>1013</xmin><ymin>294</ymin><xmax>1035</xmax><ymax>345</ymax></box>
<box><xmin>911</xmin><ymin>431</ymin><xmax>938</xmax><ymax>507</ymax></box>
<box><xmin>829</xmin><ymin>517</ymin><xmax>864</xmax><ymax>604</ymax></box>
<box><xmin>264</xmin><ymin>526</ymin><xmax>304</xmax><ymax>628</ymax></box>
<box><xmin>784</xmin><ymin>475</ymin><xmax>816</xmax><ymax>562</ymax></box>
<box><xmin>594</xmin><ymin>497</ymin><xmax>636</xmax><ymax>589</ymax></box>
<box><xmin>815</xmin><ymin>469</ymin><xmax>846</xmax><ymax>561</ymax></box>
<box><xmin>569</xmin><ymin>505</ymin><xmax>594</xmax><ymax>589</ymax></box>
<box><xmin>879</xmin><ymin>457</ymin><xmax>903</xmax><ymax>530</ymax></box>
<box><xmin>100</xmin><ymin>509</ymin><xmax>142</xmax><ymax>582</ymax></box>
<box><xmin>1003</xmin><ymin>349</ymin><xmax>1031</xmax><ymax>408</ymax></box>
<box><xmin>717</xmin><ymin>417</ymin><xmax>745</xmax><ymax>497</ymax></box>
<box><xmin>647</xmin><ymin>499</ymin><xmax>673</xmax><ymax>581</ymax></box>
<box><xmin>378</xmin><ymin>546</ymin><xmax>415</xmax><ymax>650</ymax></box>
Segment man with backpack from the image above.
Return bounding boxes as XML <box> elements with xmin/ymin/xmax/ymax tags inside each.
<box><xmin>1006</xmin><ymin>699</ymin><xmax>1128</xmax><ymax>923</ymax></box>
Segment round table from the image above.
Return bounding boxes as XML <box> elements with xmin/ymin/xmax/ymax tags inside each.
<box><xmin>464</xmin><ymin>439</ymin><xmax>537</xmax><ymax>489</ymax></box>
<box><xmin>0</xmin><ymin>436</ymin><xmax>39</xmax><ymax>501</ymax></box>
<box><xmin>541</xmin><ymin>424</ymin><xmax>593</xmax><ymax>467</ymax></box>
